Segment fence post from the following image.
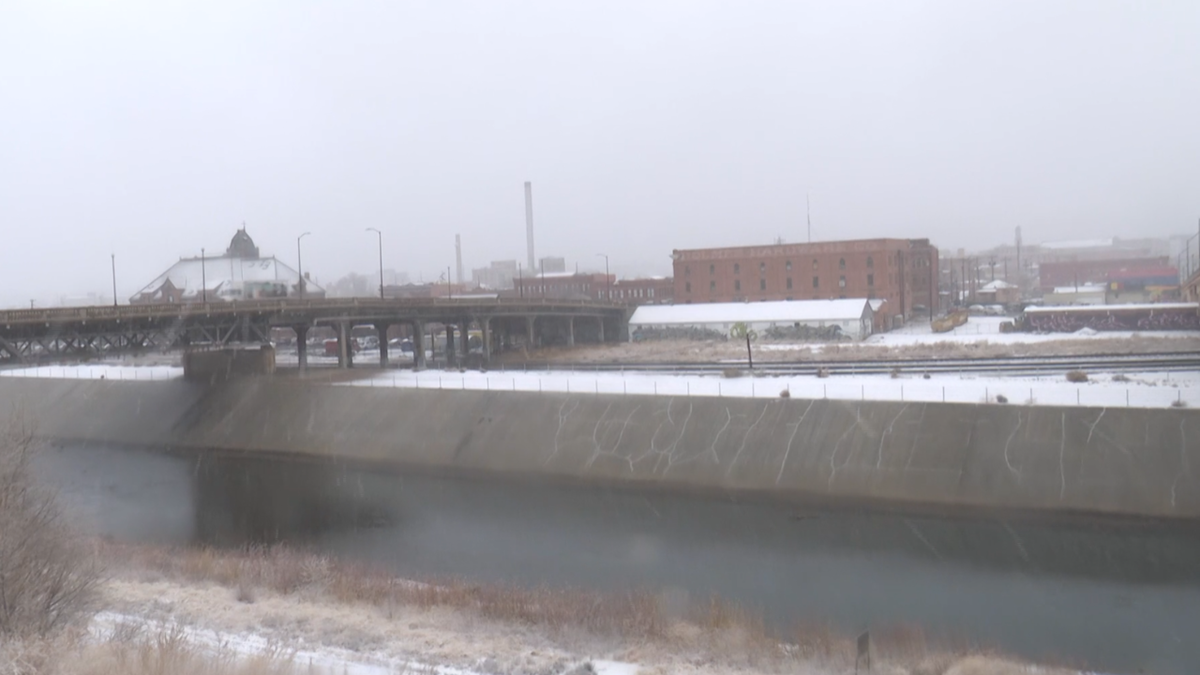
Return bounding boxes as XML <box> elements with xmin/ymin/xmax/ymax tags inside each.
<box><xmin>654</xmin><ymin>382</ymin><xmax>658</xmax><ymax>395</ymax></box>
<box><xmin>1077</xmin><ymin>389</ymin><xmax>1080</xmax><ymax>405</ymax></box>
<box><xmin>986</xmin><ymin>387</ymin><xmax>989</xmax><ymax>402</ymax></box>
<box><xmin>718</xmin><ymin>381</ymin><xmax>722</xmax><ymax>397</ymax></box>
<box><xmin>753</xmin><ymin>381</ymin><xmax>756</xmax><ymax>397</ymax></box>
<box><xmin>595</xmin><ymin>380</ymin><xmax>599</xmax><ymax>395</ymax></box>
<box><xmin>513</xmin><ymin>379</ymin><xmax>516</xmax><ymax>391</ymax></box>
<box><xmin>901</xmin><ymin>385</ymin><xmax>904</xmax><ymax>402</ymax></box>
<box><xmin>824</xmin><ymin>384</ymin><xmax>827</xmax><ymax>399</ymax></box>
<box><xmin>1126</xmin><ymin>389</ymin><xmax>1129</xmax><ymax>407</ymax></box>
<box><xmin>439</xmin><ymin>377</ymin><xmax>443</xmax><ymax>389</ymax></box>
<box><xmin>624</xmin><ymin>381</ymin><xmax>627</xmax><ymax>395</ymax></box>
<box><xmin>686</xmin><ymin>382</ymin><xmax>690</xmax><ymax>396</ymax></box>
<box><xmin>861</xmin><ymin>384</ymin><xmax>864</xmax><ymax>401</ymax></box>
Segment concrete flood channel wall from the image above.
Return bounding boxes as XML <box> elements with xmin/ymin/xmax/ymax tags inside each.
<box><xmin>2</xmin><ymin>376</ymin><xmax>1199</xmax><ymax>521</ymax></box>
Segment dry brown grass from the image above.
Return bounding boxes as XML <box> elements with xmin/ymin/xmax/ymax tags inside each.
<box><xmin>0</xmin><ymin>418</ymin><xmax>101</xmax><ymax>638</ymax></box>
<box><xmin>103</xmin><ymin>543</ymin><xmax>667</xmax><ymax>640</ymax></box>
<box><xmin>0</xmin><ymin>630</ymin><xmax>298</xmax><ymax>675</ymax></box>
<box><xmin>94</xmin><ymin>543</ymin><xmax>1068</xmax><ymax>675</ymax></box>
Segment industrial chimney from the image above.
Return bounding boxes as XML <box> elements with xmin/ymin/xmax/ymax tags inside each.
<box><xmin>524</xmin><ymin>181</ymin><xmax>535</xmax><ymax>271</ymax></box>
<box><xmin>455</xmin><ymin>234</ymin><xmax>464</xmax><ymax>285</ymax></box>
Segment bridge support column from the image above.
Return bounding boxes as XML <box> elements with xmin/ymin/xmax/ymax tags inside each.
<box><xmin>597</xmin><ymin>316</ymin><xmax>606</xmax><ymax>343</ymax></box>
<box><xmin>412</xmin><ymin>321</ymin><xmax>426</xmax><ymax>370</ymax></box>
<box><xmin>445</xmin><ymin>324</ymin><xmax>456</xmax><ymax>368</ymax></box>
<box><xmin>482</xmin><ymin>317</ymin><xmax>492</xmax><ymax>362</ymax></box>
<box><xmin>567</xmin><ymin>317</ymin><xmax>575</xmax><ymax>347</ymax></box>
<box><xmin>337</xmin><ymin>322</ymin><xmax>353</xmax><ymax>368</ymax></box>
<box><xmin>526</xmin><ymin>316</ymin><xmax>536</xmax><ymax>349</ymax></box>
<box><xmin>376</xmin><ymin>323</ymin><xmax>390</xmax><ymax>367</ymax></box>
<box><xmin>294</xmin><ymin>325</ymin><xmax>309</xmax><ymax>371</ymax></box>
<box><xmin>460</xmin><ymin>318</ymin><xmax>470</xmax><ymax>359</ymax></box>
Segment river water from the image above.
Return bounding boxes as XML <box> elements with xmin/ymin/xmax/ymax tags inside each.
<box><xmin>38</xmin><ymin>441</ymin><xmax>1200</xmax><ymax>674</ymax></box>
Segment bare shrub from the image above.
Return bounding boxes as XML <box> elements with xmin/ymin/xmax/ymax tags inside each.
<box><xmin>721</xmin><ymin>368</ymin><xmax>744</xmax><ymax>379</ymax></box>
<box><xmin>1111</xmin><ymin>374</ymin><xmax>1131</xmax><ymax>383</ymax></box>
<box><xmin>1171</xmin><ymin>399</ymin><xmax>1188</xmax><ymax>408</ymax></box>
<box><xmin>1065</xmin><ymin>370</ymin><xmax>1088</xmax><ymax>383</ymax></box>
<box><xmin>0</xmin><ymin>419</ymin><xmax>101</xmax><ymax>637</ymax></box>
<box><xmin>890</xmin><ymin>367</ymin><xmax>902</xmax><ymax>379</ymax></box>
<box><xmin>995</xmin><ymin>394</ymin><xmax>1008</xmax><ymax>404</ymax></box>
<box><xmin>816</xmin><ymin>368</ymin><xmax>830</xmax><ymax>379</ymax></box>
<box><xmin>779</xmin><ymin>389</ymin><xmax>791</xmax><ymax>398</ymax></box>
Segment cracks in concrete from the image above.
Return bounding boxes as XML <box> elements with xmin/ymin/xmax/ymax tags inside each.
<box><xmin>543</xmin><ymin>398</ymin><xmax>580</xmax><ymax>465</ymax></box>
<box><xmin>1085</xmin><ymin>408</ymin><xmax>1106</xmax><ymax>446</ymax></box>
<box><xmin>776</xmin><ymin>400</ymin><xmax>815</xmax><ymax>485</ymax></box>
<box><xmin>656</xmin><ymin>401</ymin><xmax>694</xmax><ymax>476</ymax></box>
<box><xmin>1059</xmin><ymin>411</ymin><xmax>1067</xmax><ymax>501</ymax></box>
<box><xmin>903</xmin><ymin>403</ymin><xmax>928</xmax><ymax>470</ymax></box>
<box><xmin>876</xmin><ymin>403</ymin><xmax>910</xmax><ymax>470</ymax></box>
<box><xmin>1171</xmin><ymin>418</ymin><xmax>1189</xmax><ymax>509</ymax></box>
<box><xmin>709</xmin><ymin>408</ymin><xmax>732</xmax><ymax>465</ymax></box>
<box><xmin>827</xmin><ymin>407</ymin><xmax>861</xmax><ymax>489</ymax></box>
<box><xmin>1003</xmin><ymin>410</ymin><xmax>1023</xmax><ymax>481</ymax></box>
<box><xmin>725</xmin><ymin>403</ymin><xmax>769</xmax><ymax>477</ymax></box>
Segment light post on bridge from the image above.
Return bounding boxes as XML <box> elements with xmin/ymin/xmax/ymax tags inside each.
<box><xmin>111</xmin><ymin>253</ymin><xmax>117</xmax><ymax>307</ymax></box>
<box><xmin>366</xmin><ymin>228</ymin><xmax>384</xmax><ymax>299</ymax></box>
<box><xmin>595</xmin><ymin>253</ymin><xmax>610</xmax><ymax>300</ymax></box>
<box><xmin>200</xmin><ymin>248</ymin><xmax>207</xmax><ymax>303</ymax></box>
<box><xmin>297</xmin><ymin>232</ymin><xmax>311</xmax><ymax>299</ymax></box>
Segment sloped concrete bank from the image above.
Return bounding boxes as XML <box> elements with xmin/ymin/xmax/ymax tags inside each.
<box><xmin>3</xmin><ymin>377</ymin><xmax>1199</xmax><ymax>520</ymax></box>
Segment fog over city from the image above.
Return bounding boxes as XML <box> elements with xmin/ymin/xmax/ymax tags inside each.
<box><xmin>2</xmin><ymin>1</ymin><xmax>1198</xmax><ymax>308</ymax></box>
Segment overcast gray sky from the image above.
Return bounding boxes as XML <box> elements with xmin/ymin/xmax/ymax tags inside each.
<box><xmin>2</xmin><ymin>1</ymin><xmax>1198</xmax><ymax>307</ymax></box>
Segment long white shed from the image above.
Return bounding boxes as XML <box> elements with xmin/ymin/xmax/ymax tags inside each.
<box><xmin>629</xmin><ymin>299</ymin><xmax>875</xmax><ymax>340</ymax></box>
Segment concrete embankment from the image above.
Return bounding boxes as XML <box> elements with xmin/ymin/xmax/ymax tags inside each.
<box><xmin>2</xmin><ymin>377</ymin><xmax>1198</xmax><ymax>520</ymax></box>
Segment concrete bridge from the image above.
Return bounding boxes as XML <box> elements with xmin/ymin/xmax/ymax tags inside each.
<box><xmin>0</xmin><ymin>298</ymin><xmax>628</xmax><ymax>369</ymax></box>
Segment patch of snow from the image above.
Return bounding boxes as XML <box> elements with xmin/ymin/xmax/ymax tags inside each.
<box><xmin>92</xmin><ymin>611</ymin><xmax>486</xmax><ymax>675</ymax></box>
<box><xmin>0</xmin><ymin>365</ymin><xmax>183</xmax><ymax>381</ymax></box>
<box><xmin>338</xmin><ymin>368</ymin><xmax>1200</xmax><ymax>409</ymax></box>
<box><xmin>1025</xmin><ymin>302</ymin><xmax>1199</xmax><ymax>314</ymax></box>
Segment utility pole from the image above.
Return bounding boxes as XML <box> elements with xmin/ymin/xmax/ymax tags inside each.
<box><xmin>297</xmin><ymin>232</ymin><xmax>311</xmax><ymax>300</ymax></box>
<box><xmin>596</xmin><ymin>253</ymin><xmax>610</xmax><ymax>300</ymax></box>
<box><xmin>201</xmin><ymin>248</ymin><xmax>207</xmax><ymax>303</ymax></box>
<box><xmin>366</xmin><ymin>228</ymin><xmax>384</xmax><ymax>299</ymax></box>
<box><xmin>518</xmin><ymin>264</ymin><xmax>524</xmax><ymax>299</ymax></box>
<box><xmin>806</xmin><ymin>193</ymin><xmax>812</xmax><ymax>243</ymax></box>
<box><xmin>111</xmin><ymin>253</ymin><xmax>117</xmax><ymax>307</ymax></box>
<box><xmin>447</xmin><ymin>266</ymin><xmax>453</xmax><ymax>299</ymax></box>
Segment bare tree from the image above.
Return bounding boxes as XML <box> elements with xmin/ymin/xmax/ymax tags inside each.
<box><xmin>0</xmin><ymin>417</ymin><xmax>100</xmax><ymax>636</ymax></box>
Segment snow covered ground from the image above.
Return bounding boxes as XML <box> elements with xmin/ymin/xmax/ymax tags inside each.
<box><xmin>0</xmin><ymin>364</ymin><xmax>183</xmax><ymax>380</ymax></box>
<box><xmin>862</xmin><ymin>315</ymin><xmax>1199</xmax><ymax>347</ymax></box>
<box><xmin>340</xmin><ymin>368</ymin><xmax>1200</xmax><ymax>409</ymax></box>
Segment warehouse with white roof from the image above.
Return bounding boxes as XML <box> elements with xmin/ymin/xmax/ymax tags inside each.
<box><xmin>629</xmin><ymin>299</ymin><xmax>875</xmax><ymax>340</ymax></box>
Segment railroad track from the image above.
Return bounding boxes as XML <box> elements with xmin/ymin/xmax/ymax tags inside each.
<box><xmin>490</xmin><ymin>352</ymin><xmax>1200</xmax><ymax>377</ymax></box>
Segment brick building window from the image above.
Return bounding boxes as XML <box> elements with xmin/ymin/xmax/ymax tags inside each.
<box><xmin>734</xmin><ymin>263</ymin><xmax>740</xmax><ymax>274</ymax></box>
<box><xmin>812</xmin><ymin>259</ymin><xmax>818</xmax><ymax>270</ymax></box>
<box><xmin>759</xmin><ymin>279</ymin><xmax>766</xmax><ymax>291</ymax></box>
<box><xmin>839</xmin><ymin>258</ymin><xmax>846</xmax><ymax>270</ymax></box>
<box><xmin>709</xmin><ymin>264</ymin><xmax>715</xmax><ymax>274</ymax></box>
<box><xmin>759</xmin><ymin>262</ymin><xmax>766</xmax><ymax>274</ymax></box>
<box><xmin>685</xmin><ymin>266</ymin><xmax>690</xmax><ymax>276</ymax></box>
<box><xmin>735</xmin><ymin>280</ymin><xmax>741</xmax><ymax>292</ymax></box>
<box><xmin>812</xmin><ymin>276</ymin><xmax>819</xmax><ymax>289</ymax></box>
<box><xmin>839</xmin><ymin>275</ymin><xmax>846</xmax><ymax>288</ymax></box>
<box><xmin>867</xmin><ymin>273</ymin><xmax>874</xmax><ymax>286</ymax></box>
<box><xmin>786</xmin><ymin>277</ymin><xmax>793</xmax><ymax>290</ymax></box>
<box><xmin>710</xmin><ymin>280</ymin><xmax>716</xmax><ymax>292</ymax></box>
<box><xmin>786</xmin><ymin>261</ymin><xmax>792</xmax><ymax>271</ymax></box>
<box><xmin>685</xmin><ymin>282</ymin><xmax>691</xmax><ymax>293</ymax></box>
<box><xmin>867</xmin><ymin>256</ymin><xmax>874</xmax><ymax>268</ymax></box>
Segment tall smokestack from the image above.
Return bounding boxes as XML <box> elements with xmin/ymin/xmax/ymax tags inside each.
<box><xmin>455</xmin><ymin>234</ymin><xmax>464</xmax><ymax>285</ymax></box>
<box><xmin>524</xmin><ymin>181</ymin><xmax>535</xmax><ymax>271</ymax></box>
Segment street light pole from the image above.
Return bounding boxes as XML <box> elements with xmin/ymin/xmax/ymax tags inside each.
<box><xmin>366</xmin><ymin>228</ymin><xmax>384</xmax><ymax>299</ymax></box>
<box><xmin>447</xmin><ymin>266</ymin><xmax>453</xmax><ymax>299</ymax></box>
<box><xmin>297</xmin><ymin>232</ymin><xmax>311</xmax><ymax>299</ymax></box>
<box><xmin>111</xmin><ymin>253</ymin><xmax>117</xmax><ymax>307</ymax></box>
<box><xmin>200</xmin><ymin>248</ymin><xmax>207</xmax><ymax>303</ymax></box>
<box><xmin>596</xmin><ymin>253</ymin><xmax>609</xmax><ymax>301</ymax></box>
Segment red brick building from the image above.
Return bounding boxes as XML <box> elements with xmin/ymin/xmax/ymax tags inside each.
<box><xmin>608</xmin><ymin>277</ymin><xmax>674</xmax><ymax>305</ymax></box>
<box><xmin>1037</xmin><ymin>257</ymin><xmax>1170</xmax><ymax>292</ymax></box>
<box><xmin>513</xmin><ymin>272</ymin><xmax>615</xmax><ymax>300</ymax></box>
<box><xmin>671</xmin><ymin>238</ymin><xmax>938</xmax><ymax>326</ymax></box>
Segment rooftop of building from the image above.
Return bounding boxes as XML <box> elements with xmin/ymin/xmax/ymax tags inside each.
<box><xmin>672</xmin><ymin>238</ymin><xmax>934</xmax><ymax>260</ymax></box>
<box><xmin>629</xmin><ymin>298</ymin><xmax>873</xmax><ymax>326</ymax></box>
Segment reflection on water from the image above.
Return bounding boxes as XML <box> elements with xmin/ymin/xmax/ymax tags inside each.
<box><xmin>37</xmin><ymin>441</ymin><xmax>1200</xmax><ymax>674</ymax></box>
